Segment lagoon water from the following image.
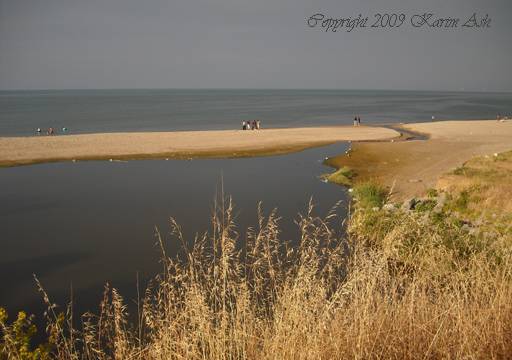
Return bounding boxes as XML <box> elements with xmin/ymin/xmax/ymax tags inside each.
<box><xmin>0</xmin><ymin>142</ymin><xmax>348</xmax><ymax>318</ymax></box>
<box><xmin>1</xmin><ymin>89</ymin><xmax>512</xmax><ymax>136</ymax></box>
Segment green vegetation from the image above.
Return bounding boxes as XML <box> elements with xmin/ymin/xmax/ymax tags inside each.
<box><xmin>426</xmin><ymin>188</ymin><xmax>438</xmax><ymax>198</ymax></box>
<box><xmin>0</xmin><ymin>308</ymin><xmax>51</xmax><ymax>359</ymax></box>
<box><xmin>352</xmin><ymin>181</ymin><xmax>388</xmax><ymax>208</ymax></box>
<box><xmin>320</xmin><ymin>166</ymin><xmax>354</xmax><ymax>186</ymax></box>
<box><xmin>452</xmin><ymin>166</ymin><xmax>466</xmax><ymax>175</ymax></box>
<box><xmin>414</xmin><ymin>198</ymin><xmax>437</xmax><ymax>212</ymax></box>
<box><xmin>453</xmin><ymin>189</ymin><xmax>470</xmax><ymax>211</ymax></box>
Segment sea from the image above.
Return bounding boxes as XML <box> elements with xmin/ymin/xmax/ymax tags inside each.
<box><xmin>0</xmin><ymin>89</ymin><xmax>511</xmax><ymax>326</ymax></box>
<box><xmin>1</xmin><ymin>89</ymin><xmax>511</xmax><ymax>136</ymax></box>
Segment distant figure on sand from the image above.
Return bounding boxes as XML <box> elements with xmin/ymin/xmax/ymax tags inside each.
<box><xmin>36</xmin><ymin>128</ymin><xmax>41</xmax><ymax>135</ymax></box>
<box><xmin>354</xmin><ymin>117</ymin><xmax>358</xmax><ymax>127</ymax></box>
<box><xmin>358</xmin><ymin>116</ymin><xmax>361</xmax><ymax>126</ymax></box>
<box><xmin>241</xmin><ymin>120</ymin><xmax>261</xmax><ymax>130</ymax></box>
<box><xmin>47</xmin><ymin>127</ymin><xmax>54</xmax><ymax>135</ymax></box>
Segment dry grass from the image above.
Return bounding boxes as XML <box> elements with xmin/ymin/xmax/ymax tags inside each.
<box><xmin>438</xmin><ymin>151</ymin><xmax>512</xmax><ymax>228</ymax></box>
<box><xmin>1</xmin><ymin>192</ymin><xmax>512</xmax><ymax>359</ymax></box>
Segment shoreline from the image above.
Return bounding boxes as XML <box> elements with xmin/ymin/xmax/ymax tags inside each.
<box><xmin>0</xmin><ymin>125</ymin><xmax>399</xmax><ymax>167</ymax></box>
<box><xmin>325</xmin><ymin>119</ymin><xmax>512</xmax><ymax>200</ymax></box>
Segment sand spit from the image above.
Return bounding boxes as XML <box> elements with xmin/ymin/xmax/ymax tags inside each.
<box><xmin>0</xmin><ymin>126</ymin><xmax>399</xmax><ymax>167</ymax></box>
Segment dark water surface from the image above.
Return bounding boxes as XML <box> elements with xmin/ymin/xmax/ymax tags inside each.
<box><xmin>0</xmin><ymin>143</ymin><xmax>349</xmax><ymax>318</ymax></box>
<box><xmin>1</xmin><ymin>89</ymin><xmax>511</xmax><ymax>136</ymax></box>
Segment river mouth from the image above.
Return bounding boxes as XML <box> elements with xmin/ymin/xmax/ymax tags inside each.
<box><xmin>0</xmin><ymin>142</ymin><xmax>349</xmax><ymax>318</ymax></box>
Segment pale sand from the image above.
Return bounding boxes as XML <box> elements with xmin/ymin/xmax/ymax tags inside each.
<box><xmin>0</xmin><ymin>126</ymin><xmax>399</xmax><ymax>167</ymax></box>
<box><xmin>328</xmin><ymin>120</ymin><xmax>512</xmax><ymax>201</ymax></box>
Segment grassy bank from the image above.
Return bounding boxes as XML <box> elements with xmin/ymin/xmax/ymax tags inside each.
<box><xmin>2</xmin><ymin>154</ymin><xmax>512</xmax><ymax>359</ymax></box>
<box><xmin>438</xmin><ymin>150</ymin><xmax>512</xmax><ymax>228</ymax></box>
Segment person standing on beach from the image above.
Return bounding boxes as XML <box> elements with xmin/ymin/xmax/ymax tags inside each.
<box><xmin>354</xmin><ymin>117</ymin><xmax>358</xmax><ymax>127</ymax></box>
<box><xmin>242</xmin><ymin>121</ymin><xmax>246</xmax><ymax>130</ymax></box>
<box><xmin>358</xmin><ymin>116</ymin><xmax>361</xmax><ymax>126</ymax></box>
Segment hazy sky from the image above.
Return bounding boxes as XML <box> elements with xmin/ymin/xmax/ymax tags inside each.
<box><xmin>1</xmin><ymin>0</ymin><xmax>511</xmax><ymax>91</ymax></box>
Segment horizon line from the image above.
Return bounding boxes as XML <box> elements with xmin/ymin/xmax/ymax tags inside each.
<box><xmin>1</xmin><ymin>87</ymin><xmax>511</xmax><ymax>94</ymax></box>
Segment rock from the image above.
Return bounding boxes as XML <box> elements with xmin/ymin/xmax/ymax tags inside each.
<box><xmin>433</xmin><ymin>192</ymin><xmax>447</xmax><ymax>213</ymax></box>
<box><xmin>461</xmin><ymin>224</ymin><xmax>469</xmax><ymax>231</ymax></box>
<box><xmin>401</xmin><ymin>198</ymin><xmax>418</xmax><ymax>211</ymax></box>
<box><xmin>436</xmin><ymin>192</ymin><xmax>447</xmax><ymax>206</ymax></box>
<box><xmin>382</xmin><ymin>203</ymin><xmax>396</xmax><ymax>212</ymax></box>
<box><xmin>432</xmin><ymin>204</ymin><xmax>443</xmax><ymax>214</ymax></box>
<box><xmin>483</xmin><ymin>231</ymin><xmax>497</xmax><ymax>239</ymax></box>
<box><xmin>473</xmin><ymin>218</ymin><xmax>484</xmax><ymax>227</ymax></box>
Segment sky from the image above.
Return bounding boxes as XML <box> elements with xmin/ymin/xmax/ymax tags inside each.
<box><xmin>0</xmin><ymin>0</ymin><xmax>511</xmax><ymax>91</ymax></box>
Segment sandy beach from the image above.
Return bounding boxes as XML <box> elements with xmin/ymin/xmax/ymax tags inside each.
<box><xmin>327</xmin><ymin>120</ymin><xmax>512</xmax><ymax>200</ymax></box>
<box><xmin>0</xmin><ymin>126</ymin><xmax>399</xmax><ymax>167</ymax></box>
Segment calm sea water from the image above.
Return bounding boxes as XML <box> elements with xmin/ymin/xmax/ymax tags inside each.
<box><xmin>1</xmin><ymin>89</ymin><xmax>511</xmax><ymax>136</ymax></box>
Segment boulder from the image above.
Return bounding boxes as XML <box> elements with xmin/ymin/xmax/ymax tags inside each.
<box><xmin>382</xmin><ymin>203</ymin><xmax>396</xmax><ymax>212</ymax></box>
<box><xmin>401</xmin><ymin>198</ymin><xmax>418</xmax><ymax>211</ymax></box>
<box><xmin>433</xmin><ymin>193</ymin><xmax>447</xmax><ymax>213</ymax></box>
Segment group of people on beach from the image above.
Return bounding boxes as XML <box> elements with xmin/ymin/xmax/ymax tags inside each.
<box><xmin>36</xmin><ymin>127</ymin><xmax>68</xmax><ymax>135</ymax></box>
<box><xmin>353</xmin><ymin>116</ymin><xmax>362</xmax><ymax>126</ymax></box>
<box><xmin>242</xmin><ymin>120</ymin><xmax>261</xmax><ymax>130</ymax></box>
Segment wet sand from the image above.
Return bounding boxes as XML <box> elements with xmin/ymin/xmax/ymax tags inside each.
<box><xmin>326</xmin><ymin>120</ymin><xmax>512</xmax><ymax>201</ymax></box>
<box><xmin>0</xmin><ymin>126</ymin><xmax>399</xmax><ymax>167</ymax></box>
